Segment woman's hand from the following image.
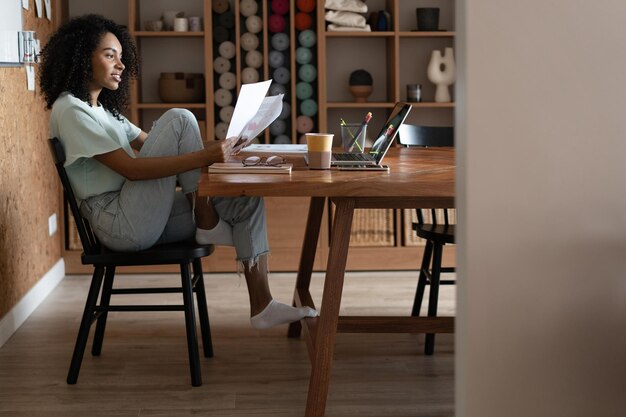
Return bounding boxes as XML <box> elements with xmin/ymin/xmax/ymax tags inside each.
<box><xmin>204</xmin><ymin>137</ymin><xmax>237</xmax><ymax>164</ymax></box>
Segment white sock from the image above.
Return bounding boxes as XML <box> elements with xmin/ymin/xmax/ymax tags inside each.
<box><xmin>250</xmin><ymin>299</ymin><xmax>319</xmax><ymax>329</ymax></box>
<box><xmin>195</xmin><ymin>218</ymin><xmax>234</xmax><ymax>246</ymax></box>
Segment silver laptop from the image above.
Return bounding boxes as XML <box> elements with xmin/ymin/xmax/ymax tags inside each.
<box><xmin>331</xmin><ymin>102</ymin><xmax>412</xmax><ymax>166</ymax></box>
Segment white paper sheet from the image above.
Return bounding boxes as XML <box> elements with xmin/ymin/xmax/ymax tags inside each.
<box><xmin>226</xmin><ymin>79</ymin><xmax>272</xmax><ymax>139</ymax></box>
<box><xmin>22</xmin><ymin>0</ymin><xmax>29</xmax><ymax>10</ymax></box>
<box><xmin>227</xmin><ymin>79</ymin><xmax>284</xmax><ymax>154</ymax></box>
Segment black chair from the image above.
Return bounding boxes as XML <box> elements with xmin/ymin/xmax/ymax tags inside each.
<box><xmin>48</xmin><ymin>137</ymin><xmax>214</xmax><ymax>386</ymax></box>
<box><xmin>397</xmin><ymin>124</ymin><xmax>455</xmax><ymax>355</ymax></box>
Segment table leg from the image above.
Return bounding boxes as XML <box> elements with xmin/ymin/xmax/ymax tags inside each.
<box><xmin>305</xmin><ymin>198</ymin><xmax>355</xmax><ymax>417</ymax></box>
<box><xmin>288</xmin><ymin>197</ymin><xmax>326</xmax><ymax>338</ymax></box>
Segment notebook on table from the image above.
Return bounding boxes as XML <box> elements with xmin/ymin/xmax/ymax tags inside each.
<box><xmin>330</xmin><ymin>102</ymin><xmax>412</xmax><ymax>166</ymax></box>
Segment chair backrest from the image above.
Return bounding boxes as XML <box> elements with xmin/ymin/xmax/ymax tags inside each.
<box><xmin>48</xmin><ymin>137</ymin><xmax>100</xmax><ymax>254</ymax></box>
<box><xmin>397</xmin><ymin>124</ymin><xmax>454</xmax><ymax>147</ymax></box>
<box><xmin>397</xmin><ymin>124</ymin><xmax>455</xmax><ymax>226</ymax></box>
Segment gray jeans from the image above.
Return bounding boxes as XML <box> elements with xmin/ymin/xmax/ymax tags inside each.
<box><xmin>80</xmin><ymin>108</ymin><xmax>269</xmax><ymax>263</ymax></box>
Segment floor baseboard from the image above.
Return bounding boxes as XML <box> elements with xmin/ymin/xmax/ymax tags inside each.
<box><xmin>0</xmin><ymin>258</ymin><xmax>65</xmax><ymax>349</ymax></box>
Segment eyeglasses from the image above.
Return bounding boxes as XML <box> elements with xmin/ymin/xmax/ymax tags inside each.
<box><xmin>241</xmin><ymin>155</ymin><xmax>286</xmax><ymax>167</ymax></box>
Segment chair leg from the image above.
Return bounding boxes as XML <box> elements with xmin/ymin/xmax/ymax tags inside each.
<box><xmin>412</xmin><ymin>240</ymin><xmax>433</xmax><ymax>316</ymax></box>
<box><xmin>192</xmin><ymin>258</ymin><xmax>214</xmax><ymax>358</ymax></box>
<box><xmin>91</xmin><ymin>265</ymin><xmax>115</xmax><ymax>356</ymax></box>
<box><xmin>424</xmin><ymin>243</ymin><xmax>444</xmax><ymax>355</ymax></box>
<box><xmin>180</xmin><ymin>262</ymin><xmax>202</xmax><ymax>387</ymax></box>
<box><xmin>67</xmin><ymin>266</ymin><xmax>106</xmax><ymax>384</ymax></box>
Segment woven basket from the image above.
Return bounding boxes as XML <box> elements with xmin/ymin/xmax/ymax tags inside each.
<box><xmin>403</xmin><ymin>208</ymin><xmax>457</xmax><ymax>246</ymax></box>
<box><xmin>331</xmin><ymin>208</ymin><xmax>395</xmax><ymax>247</ymax></box>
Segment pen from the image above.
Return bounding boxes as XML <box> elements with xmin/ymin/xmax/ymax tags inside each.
<box><xmin>340</xmin><ymin>118</ymin><xmax>355</xmax><ymax>138</ymax></box>
<box><xmin>347</xmin><ymin>112</ymin><xmax>372</xmax><ymax>152</ymax></box>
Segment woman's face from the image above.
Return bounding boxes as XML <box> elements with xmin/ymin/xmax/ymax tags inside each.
<box><xmin>89</xmin><ymin>32</ymin><xmax>125</xmax><ymax>100</ymax></box>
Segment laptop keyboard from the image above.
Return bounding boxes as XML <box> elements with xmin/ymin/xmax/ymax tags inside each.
<box><xmin>332</xmin><ymin>153</ymin><xmax>372</xmax><ymax>162</ymax></box>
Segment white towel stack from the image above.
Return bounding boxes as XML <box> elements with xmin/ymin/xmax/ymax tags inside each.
<box><xmin>325</xmin><ymin>0</ymin><xmax>371</xmax><ymax>32</ymax></box>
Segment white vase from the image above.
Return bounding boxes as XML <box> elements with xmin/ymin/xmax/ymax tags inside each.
<box><xmin>427</xmin><ymin>47</ymin><xmax>456</xmax><ymax>102</ymax></box>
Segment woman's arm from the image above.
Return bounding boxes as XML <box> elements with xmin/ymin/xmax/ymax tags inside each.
<box><xmin>130</xmin><ymin>131</ymin><xmax>148</xmax><ymax>151</ymax></box>
<box><xmin>94</xmin><ymin>138</ymin><xmax>236</xmax><ymax>181</ymax></box>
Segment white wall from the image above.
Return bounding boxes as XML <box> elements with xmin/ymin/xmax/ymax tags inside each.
<box><xmin>456</xmin><ymin>1</ymin><xmax>626</xmax><ymax>416</ymax></box>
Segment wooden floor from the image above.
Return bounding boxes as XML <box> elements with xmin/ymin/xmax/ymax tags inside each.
<box><xmin>0</xmin><ymin>271</ymin><xmax>455</xmax><ymax>417</ymax></box>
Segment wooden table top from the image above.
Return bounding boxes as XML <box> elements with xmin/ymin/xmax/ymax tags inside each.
<box><xmin>198</xmin><ymin>147</ymin><xmax>455</xmax><ymax>204</ymax></box>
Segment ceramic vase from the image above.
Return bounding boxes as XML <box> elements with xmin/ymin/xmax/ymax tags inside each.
<box><xmin>427</xmin><ymin>47</ymin><xmax>456</xmax><ymax>102</ymax></box>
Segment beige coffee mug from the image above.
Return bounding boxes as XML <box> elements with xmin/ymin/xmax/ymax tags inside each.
<box><xmin>306</xmin><ymin>133</ymin><xmax>333</xmax><ymax>170</ymax></box>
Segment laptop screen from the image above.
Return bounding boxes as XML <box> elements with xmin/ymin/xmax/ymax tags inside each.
<box><xmin>368</xmin><ymin>103</ymin><xmax>412</xmax><ymax>163</ymax></box>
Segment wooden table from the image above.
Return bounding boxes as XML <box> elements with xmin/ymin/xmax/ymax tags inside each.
<box><xmin>198</xmin><ymin>147</ymin><xmax>455</xmax><ymax>417</ymax></box>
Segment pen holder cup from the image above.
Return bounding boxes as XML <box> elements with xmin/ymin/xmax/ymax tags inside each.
<box><xmin>341</xmin><ymin>123</ymin><xmax>367</xmax><ymax>153</ymax></box>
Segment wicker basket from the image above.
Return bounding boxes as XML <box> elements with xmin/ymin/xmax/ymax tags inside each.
<box><xmin>403</xmin><ymin>208</ymin><xmax>457</xmax><ymax>246</ymax></box>
<box><xmin>331</xmin><ymin>208</ymin><xmax>395</xmax><ymax>247</ymax></box>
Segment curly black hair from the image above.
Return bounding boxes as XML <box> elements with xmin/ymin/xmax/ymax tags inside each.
<box><xmin>39</xmin><ymin>14</ymin><xmax>139</xmax><ymax>119</ymax></box>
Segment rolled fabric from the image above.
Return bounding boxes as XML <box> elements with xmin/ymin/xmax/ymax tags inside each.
<box><xmin>213</xmin><ymin>56</ymin><xmax>231</xmax><ymax>74</ymax></box>
<box><xmin>298</xmin><ymin>64</ymin><xmax>317</xmax><ymax>83</ymax></box>
<box><xmin>269</xmin><ymin>83</ymin><xmax>287</xmax><ymax>96</ymax></box>
<box><xmin>296</xmin><ymin>115</ymin><xmax>314</xmax><ymax>133</ymax></box>
<box><xmin>327</xmin><ymin>23</ymin><xmax>371</xmax><ymax>32</ymax></box>
<box><xmin>273</xmin><ymin>67</ymin><xmax>291</xmax><ymax>85</ymax></box>
<box><xmin>271</xmin><ymin>0</ymin><xmax>289</xmax><ymax>15</ymax></box>
<box><xmin>271</xmin><ymin>33</ymin><xmax>290</xmax><ymax>51</ymax></box>
<box><xmin>241</xmin><ymin>67</ymin><xmax>260</xmax><ymax>84</ymax></box>
<box><xmin>295</xmin><ymin>12</ymin><xmax>313</xmax><ymax>31</ymax></box>
<box><xmin>300</xmin><ymin>99</ymin><xmax>318</xmax><ymax>117</ymax></box>
<box><xmin>245</xmin><ymin>15</ymin><xmax>263</xmax><ymax>33</ymax></box>
<box><xmin>218</xmin><ymin>72</ymin><xmax>236</xmax><ymax>89</ymax></box>
<box><xmin>297</xmin><ymin>0</ymin><xmax>316</xmax><ymax>13</ymax></box>
<box><xmin>219</xmin><ymin>105</ymin><xmax>234</xmax><ymax>123</ymax></box>
<box><xmin>218</xmin><ymin>41</ymin><xmax>236</xmax><ymax>59</ymax></box>
<box><xmin>212</xmin><ymin>0</ymin><xmax>229</xmax><ymax>13</ymax></box>
<box><xmin>269</xmin><ymin>119</ymin><xmax>287</xmax><ymax>136</ymax></box>
<box><xmin>214</xmin><ymin>88</ymin><xmax>233</xmax><ymax>107</ymax></box>
<box><xmin>240</xmin><ymin>32</ymin><xmax>259</xmax><ymax>51</ymax></box>
<box><xmin>325</xmin><ymin>10</ymin><xmax>366</xmax><ymax>28</ymax></box>
<box><xmin>215</xmin><ymin>122</ymin><xmax>229</xmax><ymax>140</ymax></box>
<box><xmin>296</xmin><ymin>82</ymin><xmax>313</xmax><ymax>100</ymax></box>
<box><xmin>269</xmin><ymin>14</ymin><xmax>287</xmax><ymax>33</ymax></box>
<box><xmin>245</xmin><ymin>50</ymin><xmax>263</xmax><ymax>68</ymax></box>
<box><xmin>297</xmin><ymin>30</ymin><xmax>316</xmax><ymax>48</ymax></box>
<box><xmin>269</xmin><ymin>50</ymin><xmax>285</xmax><ymax>68</ymax></box>
<box><xmin>324</xmin><ymin>0</ymin><xmax>367</xmax><ymax>13</ymax></box>
<box><xmin>239</xmin><ymin>0</ymin><xmax>258</xmax><ymax>17</ymax></box>
<box><xmin>295</xmin><ymin>47</ymin><xmax>312</xmax><ymax>64</ymax></box>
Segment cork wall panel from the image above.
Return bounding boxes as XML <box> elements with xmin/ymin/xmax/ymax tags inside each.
<box><xmin>0</xmin><ymin>5</ymin><xmax>61</xmax><ymax>319</ymax></box>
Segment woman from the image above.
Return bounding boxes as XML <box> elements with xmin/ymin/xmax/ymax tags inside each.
<box><xmin>39</xmin><ymin>14</ymin><xmax>316</xmax><ymax>329</ymax></box>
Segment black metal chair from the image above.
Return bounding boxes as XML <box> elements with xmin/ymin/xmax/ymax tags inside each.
<box><xmin>48</xmin><ymin>137</ymin><xmax>214</xmax><ymax>386</ymax></box>
<box><xmin>397</xmin><ymin>124</ymin><xmax>455</xmax><ymax>355</ymax></box>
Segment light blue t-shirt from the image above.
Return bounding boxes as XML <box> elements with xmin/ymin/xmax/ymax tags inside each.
<box><xmin>49</xmin><ymin>92</ymin><xmax>141</xmax><ymax>200</ymax></box>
